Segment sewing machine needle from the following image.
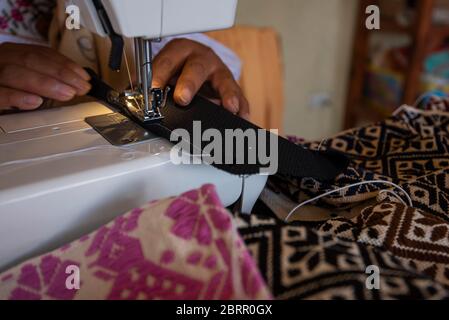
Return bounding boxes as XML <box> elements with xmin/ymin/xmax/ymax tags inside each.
<box><xmin>141</xmin><ymin>39</ymin><xmax>153</xmax><ymax>117</ymax></box>
<box><xmin>123</xmin><ymin>48</ymin><xmax>134</xmax><ymax>93</ymax></box>
<box><xmin>134</xmin><ymin>38</ymin><xmax>142</xmax><ymax>91</ymax></box>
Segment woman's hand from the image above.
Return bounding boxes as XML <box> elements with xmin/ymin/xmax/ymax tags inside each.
<box><xmin>152</xmin><ymin>38</ymin><xmax>250</xmax><ymax>120</ymax></box>
<box><xmin>0</xmin><ymin>43</ymin><xmax>91</xmax><ymax>111</ymax></box>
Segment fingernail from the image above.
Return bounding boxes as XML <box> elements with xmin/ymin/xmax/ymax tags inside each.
<box><xmin>73</xmin><ymin>79</ymin><xmax>91</xmax><ymax>94</ymax></box>
<box><xmin>56</xmin><ymin>84</ymin><xmax>76</xmax><ymax>100</ymax></box>
<box><xmin>71</xmin><ymin>65</ymin><xmax>91</xmax><ymax>81</ymax></box>
<box><xmin>178</xmin><ymin>87</ymin><xmax>192</xmax><ymax>105</ymax></box>
<box><xmin>152</xmin><ymin>79</ymin><xmax>162</xmax><ymax>88</ymax></box>
<box><xmin>23</xmin><ymin>95</ymin><xmax>43</xmax><ymax>108</ymax></box>
<box><xmin>227</xmin><ymin>96</ymin><xmax>240</xmax><ymax>113</ymax></box>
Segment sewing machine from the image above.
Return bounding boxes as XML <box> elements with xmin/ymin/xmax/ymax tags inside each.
<box><xmin>0</xmin><ymin>0</ymin><xmax>267</xmax><ymax>271</ymax></box>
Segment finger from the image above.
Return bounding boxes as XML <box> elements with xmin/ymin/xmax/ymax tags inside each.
<box><xmin>210</xmin><ymin>68</ymin><xmax>242</xmax><ymax>114</ymax></box>
<box><xmin>238</xmin><ymin>95</ymin><xmax>250</xmax><ymax>120</ymax></box>
<box><xmin>23</xmin><ymin>44</ymin><xmax>91</xmax><ymax>81</ymax></box>
<box><xmin>0</xmin><ymin>87</ymin><xmax>43</xmax><ymax>110</ymax></box>
<box><xmin>173</xmin><ymin>57</ymin><xmax>213</xmax><ymax>106</ymax></box>
<box><xmin>0</xmin><ymin>64</ymin><xmax>77</xmax><ymax>101</ymax></box>
<box><xmin>0</xmin><ymin>43</ymin><xmax>91</xmax><ymax>81</ymax></box>
<box><xmin>0</xmin><ymin>45</ymin><xmax>90</xmax><ymax>95</ymax></box>
<box><xmin>151</xmin><ymin>39</ymin><xmax>195</xmax><ymax>88</ymax></box>
<box><xmin>19</xmin><ymin>52</ymin><xmax>91</xmax><ymax>95</ymax></box>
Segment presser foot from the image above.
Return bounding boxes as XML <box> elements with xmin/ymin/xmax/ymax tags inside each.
<box><xmin>85</xmin><ymin>85</ymin><xmax>171</xmax><ymax>146</ymax></box>
<box><xmin>119</xmin><ymin>87</ymin><xmax>170</xmax><ymax>124</ymax></box>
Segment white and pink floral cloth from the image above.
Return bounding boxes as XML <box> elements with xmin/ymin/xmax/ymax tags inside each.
<box><xmin>0</xmin><ymin>185</ymin><xmax>271</xmax><ymax>300</ymax></box>
<box><xmin>0</xmin><ymin>0</ymin><xmax>55</xmax><ymax>42</ymax></box>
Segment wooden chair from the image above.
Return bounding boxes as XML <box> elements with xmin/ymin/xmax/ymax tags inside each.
<box><xmin>207</xmin><ymin>26</ymin><xmax>285</xmax><ymax>133</ymax></box>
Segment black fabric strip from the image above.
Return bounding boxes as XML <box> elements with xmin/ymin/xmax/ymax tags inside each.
<box><xmin>86</xmin><ymin>70</ymin><xmax>349</xmax><ymax>181</ymax></box>
<box><xmin>144</xmin><ymin>93</ymin><xmax>349</xmax><ymax>181</ymax></box>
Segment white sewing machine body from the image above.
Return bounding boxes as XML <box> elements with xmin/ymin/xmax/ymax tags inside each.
<box><xmin>0</xmin><ymin>0</ymin><xmax>259</xmax><ymax>272</ymax></box>
<box><xmin>0</xmin><ymin>103</ymin><xmax>267</xmax><ymax>271</ymax></box>
<box><xmin>74</xmin><ymin>0</ymin><xmax>238</xmax><ymax>39</ymax></box>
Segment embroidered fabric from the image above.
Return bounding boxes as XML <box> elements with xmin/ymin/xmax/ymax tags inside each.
<box><xmin>0</xmin><ymin>184</ymin><xmax>271</xmax><ymax>300</ymax></box>
<box><xmin>0</xmin><ymin>0</ymin><xmax>55</xmax><ymax>42</ymax></box>
<box><xmin>237</xmin><ymin>96</ymin><xmax>449</xmax><ymax>299</ymax></box>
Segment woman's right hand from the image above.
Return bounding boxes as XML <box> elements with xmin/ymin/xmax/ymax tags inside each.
<box><xmin>0</xmin><ymin>42</ymin><xmax>92</xmax><ymax>111</ymax></box>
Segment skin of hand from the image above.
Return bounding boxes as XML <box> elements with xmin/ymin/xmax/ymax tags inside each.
<box><xmin>0</xmin><ymin>42</ymin><xmax>91</xmax><ymax>111</ymax></box>
<box><xmin>151</xmin><ymin>38</ymin><xmax>250</xmax><ymax>120</ymax></box>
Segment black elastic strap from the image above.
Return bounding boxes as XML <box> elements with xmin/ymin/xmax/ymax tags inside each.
<box><xmin>144</xmin><ymin>93</ymin><xmax>349</xmax><ymax>181</ymax></box>
<box><xmin>86</xmin><ymin>71</ymin><xmax>349</xmax><ymax>181</ymax></box>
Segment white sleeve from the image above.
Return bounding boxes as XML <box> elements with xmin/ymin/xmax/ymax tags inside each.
<box><xmin>151</xmin><ymin>33</ymin><xmax>242</xmax><ymax>81</ymax></box>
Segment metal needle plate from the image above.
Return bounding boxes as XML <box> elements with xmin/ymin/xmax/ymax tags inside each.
<box><xmin>85</xmin><ymin>112</ymin><xmax>157</xmax><ymax>146</ymax></box>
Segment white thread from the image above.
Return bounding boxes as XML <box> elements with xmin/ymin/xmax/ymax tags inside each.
<box><xmin>284</xmin><ymin>180</ymin><xmax>413</xmax><ymax>222</ymax></box>
<box><xmin>414</xmin><ymin>92</ymin><xmax>430</xmax><ymax>108</ymax></box>
<box><xmin>413</xmin><ymin>92</ymin><xmax>440</xmax><ymax>109</ymax></box>
<box><xmin>123</xmin><ymin>48</ymin><xmax>134</xmax><ymax>92</ymax></box>
<box><xmin>379</xmin><ymin>189</ymin><xmax>407</xmax><ymax>206</ymax></box>
<box><xmin>317</xmin><ymin>139</ymin><xmax>328</xmax><ymax>151</ymax></box>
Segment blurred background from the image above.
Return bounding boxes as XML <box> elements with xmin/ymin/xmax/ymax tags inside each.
<box><xmin>237</xmin><ymin>0</ymin><xmax>357</xmax><ymax>140</ymax></box>
<box><xmin>233</xmin><ymin>0</ymin><xmax>449</xmax><ymax>140</ymax></box>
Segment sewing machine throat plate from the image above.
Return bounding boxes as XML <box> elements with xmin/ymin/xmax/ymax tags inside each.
<box><xmin>85</xmin><ymin>112</ymin><xmax>156</xmax><ymax>146</ymax></box>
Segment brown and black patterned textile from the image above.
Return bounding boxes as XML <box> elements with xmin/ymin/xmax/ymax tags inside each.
<box><xmin>237</xmin><ymin>102</ymin><xmax>449</xmax><ymax>300</ymax></box>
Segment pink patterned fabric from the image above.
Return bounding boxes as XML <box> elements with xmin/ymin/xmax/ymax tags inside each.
<box><xmin>0</xmin><ymin>0</ymin><xmax>55</xmax><ymax>40</ymax></box>
<box><xmin>0</xmin><ymin>185</ymin><xmax>271</xmax><ymax>300</ymax></box>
